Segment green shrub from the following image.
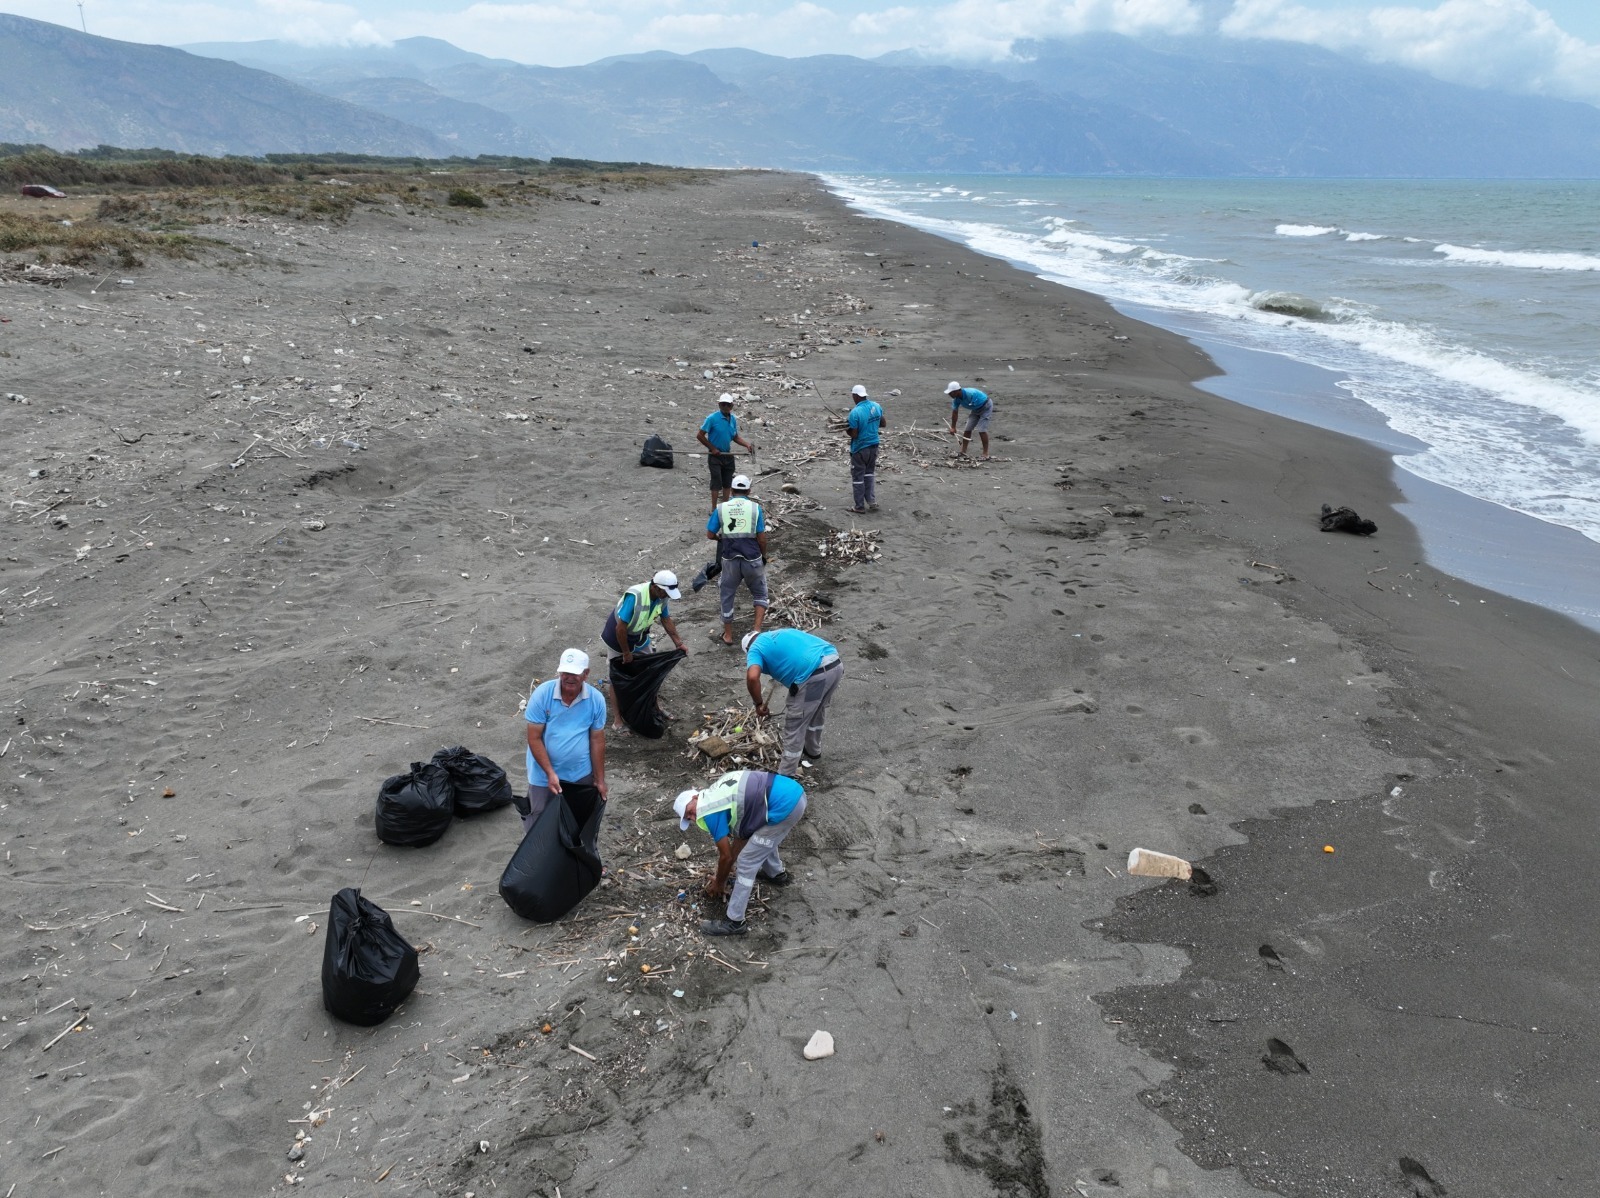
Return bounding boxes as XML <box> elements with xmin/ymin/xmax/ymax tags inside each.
<box><xmin>447</xmin><ymin>188</ymin><xmax>486</xmax><ymax>208</ymax></box>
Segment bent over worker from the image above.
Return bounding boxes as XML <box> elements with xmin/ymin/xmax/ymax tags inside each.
<box><xmin>706</xmin><ymin>473</ymin><xmax>768</xmax><ymax>646</ymax></box>
<box><xmin>742</xmin><ymin>628</ymin><xmax>843</xmax><ymax>775</ymax></box>
<box><xmin>945</xmin><ymin>380</ymin><xmax>995</xmax><ymax>461</ymax></box>
<box><xmin>521</xmin><ymin>647</ymin><xmax>607</xmax><ymax>832</ymax></box>
<box><xmin>601</xmin><ymin>570</ymin><xmax>688</xmax><ymax>731</ymax></box>
<box><xmin>675</xmin><ymin>769</ymin><xmax>807</xmax><ymax>936</ymax></box>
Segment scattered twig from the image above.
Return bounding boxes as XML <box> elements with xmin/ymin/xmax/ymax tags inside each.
<box><xmin>41</xmin><ymin>1012</ymin><xmax>88</xmax><ymax>1052</ymax></box>
<box><xmin>356</xmin><ymin>716</ymin><xmax>430</xmax><ymax>729</ymax></box>
<box><xmin>391</xmin><ymin>909</ymin><xmax>482</xmax><ymax>929</ymax></box>
<box><xmin>567</xmin><ymin>1044</ymin><xmax>597</xmax><ymax>1062</ymax></box>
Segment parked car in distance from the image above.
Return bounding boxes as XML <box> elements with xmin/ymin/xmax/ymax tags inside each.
<box><xmin>20</xmin><ymin>184</ymin><xmax>67</xmax><ymax>198</ymax></box>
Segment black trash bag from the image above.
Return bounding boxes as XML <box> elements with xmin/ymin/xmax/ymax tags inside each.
<box><xmin>499</xmin><ymin>782</ymin><xmax>604</xmax><ymax>922</ymax></box>
<box><xmin>639</xmin><ymin>434</ymin><xmax>674</xmax><ymax>469</ymax></box>
<box><xmin>321</xmin><ymin>888</ymin><xmax>420</xmax><ymax>1026</ymax></box>
<box><xmin>431</xmin><ymin>745</ymin><xmax>514</xmax><ymax>816</ymax></box>
<box><xmin>375</xmin><ymin>761</ymin><xmax>455</xmax><ymax>846</ymax></box>
<box><xmin>608</xmin><ymin>648</ymin><xmax>687</xmax><ymax>739</ymax></box>
<box><xmin>690</xmin><ymin>558</ymin><xmax>722</xmax><ymax>592</ymax></box>
<box><xmin>1319</xmin><ymin>504</ymin><xmax>1378</xmax><ymax>536</ymax></box>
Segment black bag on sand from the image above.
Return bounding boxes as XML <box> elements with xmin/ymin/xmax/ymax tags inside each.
<box><xmin>609</xmin><ymin>648</ymin><xmax>687</xmax><ymax>739</ymax></box>
<box><xmin>1319</xmin><ymin>503</ymin><xmax>1378</xmax><ymax>536</ymax></box>
<box><xmin>640</xmin><ymin>434</ymin><xmax>674</xmax><ymax>469</ymax></box>
<box><xmin>321</xmin><ymin>888</ymin><xmax>420</xmax><ymax>1026</ymax></box>
<box><xmin>499</xmin><ymin>782</ymin><xmax>604</xmax><ymax>922</ymax></box>
<box><xmin>431</xmin><ymin>745</ymin><xmax>514</xmax><ymax>815</ymax></box>
<box><xmin>375</xmin><ymin>761</ymin><xmax>455</xmax><ymax>846</ymax></box>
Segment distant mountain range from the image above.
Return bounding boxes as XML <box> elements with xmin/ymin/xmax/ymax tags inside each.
<box><xmin>0</xmin><ymin>14</ymin><xmax>449</xmax><ymax>157</ymax></box>
<box><xmin>6</xmin><ymin>11</ymin><xmax>1600</xmax><ymax>176</ymax></box>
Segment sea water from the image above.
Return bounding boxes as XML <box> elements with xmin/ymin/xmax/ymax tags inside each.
<box><xmin>825</xmin><ymin>175</ymin><xmax>1600</xmax><ymax>626</ymax></box>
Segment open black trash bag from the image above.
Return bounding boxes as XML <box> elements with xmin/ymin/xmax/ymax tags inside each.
<box><xmin>431</xmin><ymin>745</ymin><xmax>514</xmax><ymax>815</ymax></box>
<box><xmin>375</xmin><ymin>760</ymin><xmax>455</xmax><ymax>846</ymax></box>
<box><xmin>321</xmin><ymin>888</ymin><xmax>420</xmax><ymax>1026</ymax></box>
<box><xmin>639</xmin><ymin>434</ymin><xmax>674</xmax><ymax>469</ymax></box>
<box><xmin>608</xmin><ymin>648</ymin><xmax>686</xmax><ymax>739</ymax></box>
<box><xmin>499</xmin><ymin>782</ymin><xmax>604</xmax><ymax>922</ymax></box>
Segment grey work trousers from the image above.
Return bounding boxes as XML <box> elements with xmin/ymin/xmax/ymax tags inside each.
<box><xmin>780</xmin><ymin>658</ymin><xmax>843</xmax><ymax>775</ymax></box>
<box><xmin>850</xmin><ymin>445</ymin><xmax>878</xmax><ymax>509</ymax></box>
<box><xmin>718</xmin><ymin>556</ymin><xmax>769</xmax><ymax>623</ymax></box>
<box><xmin>726</xmin><ymin>794</ymin><xmax>807</xmax><ymax>922</ymax></box>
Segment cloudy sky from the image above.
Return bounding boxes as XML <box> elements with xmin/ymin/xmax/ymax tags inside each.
<box><xmin>14</xmin><ymin>0</ymin><xmax>1600</xmax><ymax>104</ymax></box>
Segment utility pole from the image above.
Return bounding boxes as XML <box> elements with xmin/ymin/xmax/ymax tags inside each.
<box><xmin>77</xmin><ymin>3</ymin><xmax>87</xmax><ymax>34</ymax></box>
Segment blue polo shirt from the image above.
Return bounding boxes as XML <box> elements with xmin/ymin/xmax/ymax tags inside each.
<box><xmin>524</xmin><ymin>679</ymin><xmax>605</xmax><ymax>787</ymax></box>
<box><xmin>847</xmin><ymin>399</ymin><xmax>885</xmax><ymax>452</ymax></box>
<box><xmin>746</xmin><ymin>629</ymin><xmax>837</xmax><ymax>688</ymax></box>
<box><xmin>702</xmin><ymin>774</ymin><xmax>804</xmax><ymax>842</ymax></box>
<box><xmin>950</xmin><ymin>387</ymin><xmax>989</xmax><ymax>412</ymax></box>
<box><xmin>700</xmin><ymin>410</ymin><xmax>739</xmax><ymax>452</ymax></box>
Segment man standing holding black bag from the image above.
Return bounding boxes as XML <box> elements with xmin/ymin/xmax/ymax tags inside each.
<box><xmin>521</xmin><ymin>648</ymin><xmax>608</xmax><ymax>833</ymax></box>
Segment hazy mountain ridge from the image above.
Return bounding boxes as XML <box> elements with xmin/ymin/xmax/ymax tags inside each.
<box><xmin>7</xmin><ymin>12</ymin><xmax>1599</xmax><ymax>176</ymax></box>
<box><xmin>0</xmin><ymin>14</ymin><xmax>450</xmax><ymax>157</ymax></box>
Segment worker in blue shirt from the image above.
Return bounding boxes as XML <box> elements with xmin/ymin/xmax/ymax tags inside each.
<box><xmin>520</xmin><ymin>647</ymin><xmax>607</xmax><ymax>831</ymax></box>
<box><xmin>674</xmin><ymin>769</ymin><xmax>807</xmax><ymax>936</ymax></box>
<box><xmin>945</xmin><ymin>380</ymin><xmax>995</xmax><ymax>461</ymax></box>
<box><xmin>844</xmin><ymin>383</ymin><xmax>887</xmax><ymax>513</ymax></box>
<box><xmin>742</xmin><ymin>628</ymin><xmax>844</xmax><ymax>775</ymax></box>
<box><xmin>706</xmin><ymin>473</ymin><xmax>769</xmax><ymax>646</ymax></box>
<box><xmin>697</xmin><ymin>392</ymin><xmax>756</xmax><ymax>510</ymax></box>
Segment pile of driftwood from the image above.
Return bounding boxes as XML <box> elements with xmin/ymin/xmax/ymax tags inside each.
<box><xmin>817</xmin><ymin>527</ymin><xmax>881</xmax><ymax>565</ymax></box>
<box><xmin>687</xmin><ymin>702</ymin><xmax>783</xmax><ymax>774</ymax></box>
<box><xmin>766</xmin><ymin>583</ymin><xmax>829</xmax><ymax>632</ymax></box>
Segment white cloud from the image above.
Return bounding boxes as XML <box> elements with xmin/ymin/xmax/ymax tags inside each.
<box><xmin>1221</xmin><ymin>0</ymin><xmax>1600</xmax><ymax>104</ymax></box>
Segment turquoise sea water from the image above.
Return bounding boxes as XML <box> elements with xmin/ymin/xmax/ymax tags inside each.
<box><xmin>825</xmin><ymin>174</ymin><xmax>1600</xmax><ymax>624</ymax></box>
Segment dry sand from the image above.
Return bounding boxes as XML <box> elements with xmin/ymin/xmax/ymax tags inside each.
<box><xmin>3</xmin><ymin>170</ymin><xmax>1599</xmax><ymax>1197</ymax></box>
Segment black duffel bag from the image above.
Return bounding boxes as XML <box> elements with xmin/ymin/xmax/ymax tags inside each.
<box><xmin>375</xmin><ymin>760</ymin><xmax>455</xmax><ymax>846</ymax></box>
<box><xmin>498</xmin><ymin>782</ymin><xmax>604</xmax><ymax>922</ymax></box>
<box><xmin>431</xmin><ymin>745</ymin><xmax>514</xmax><ymax>816</ymax></box>
<box><xmin>639</xmin><ymin>434</ymin><xmax>674</xmax><ymax>469</ymax></box>
<box><xmin>608</xmin><ymin>648</ymin><xmax>686</xmax><ymax>739</ymax></box>
<box><xmin>321</xmin><ymin>888</ymin><xmax>420</xmax><ymax>1026</ymax></box>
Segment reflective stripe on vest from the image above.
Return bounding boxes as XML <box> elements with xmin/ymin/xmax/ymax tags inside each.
<box><xmin>693</xmin><ymin>771</ymin><xmax>747</xmax><ymax>837</ymax></box>
<box><xmin>715</xmin><ymin>497</ymin><xmax>761</xmax><ymax>538</ymax></box>
<box><xmin>616</xmin><ymin>582</ymin><xmax>663</xmax><ymax>636</ymax></box>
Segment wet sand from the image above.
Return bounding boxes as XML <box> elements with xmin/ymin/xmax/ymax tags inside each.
<box><xmin>3</xmin><ymin>169</ymin><xmax>1598</xmax><ymax>1198</ymax></box>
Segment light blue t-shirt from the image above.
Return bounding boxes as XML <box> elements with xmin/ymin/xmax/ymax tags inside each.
<box><xmin>523</xmin><ymin>679</ymin><xmax>605</xmax><ymax>788</ymax></box>
<box><xmin>702</xmin><ymin>774</ymin><xmax>804</xmax><ymax>841</ymax></box>
<box><xmin>950</xmin><ymin>387</ymin><xmax>990</xmax><ymax>412</ymax></box>
<box><xmin>700</xmin><ymin>410</ymin><xmax>739</xmax><ymax>452</ymax></box>
<box><xmin>847</xmin><ymin>399</ymin><xmax>885</xmax><ymax>452</ymax></box>
<box><xmin>746</xmin><ymin>629</ymin><xmax>838</xmax><ymax>688</ymax></box>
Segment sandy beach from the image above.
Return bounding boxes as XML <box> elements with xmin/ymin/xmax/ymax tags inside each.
<box><xmin>4</xmin><ymin>168</ymin><xmax>1599</xmax><ymax>1198</ymax></box>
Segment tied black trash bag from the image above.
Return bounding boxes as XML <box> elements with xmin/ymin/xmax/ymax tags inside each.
<box><xmin>375</xmin><ymin>760</ymin><xmax>455</xmax><ymax>847</ymax></box>
<box><xmin>321</xmin><ymin>888</ymin><xmax>420</xmax><ymax>1026</ymax></box>
<box><xmin>609</xmin><ymin>648</ymin><xmax>686</xmax><ymax>739</ymax></box>
<box><xmin>639</xmin><ymin>434</ymin><xmax>674</xmax><ymax>469</ymax></box>
<box><xmin>431</xmin><ymin>745</ymin><xmax>514</xmax><ymax>815</ymax></box>
<box><xmin>499</xmin><ymin>782</ymin><xmax>604</xmax><ymax>922</ymax></box>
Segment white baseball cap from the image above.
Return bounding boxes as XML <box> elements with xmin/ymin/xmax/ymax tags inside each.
<box><xmin>652</xmin><ymin>569</ymin><xmax>682</xmax><ymax>599</ymax></box>
<box><xmin>556</xmin><ymin>647</ymin><xmax>589</xmax><ymax>674</ymax></box>
<box><xmin>945</xmin><ymin>380</ymin><xmax>962</xmax><ymax>394</ymax></box>
<box><xmin>731</xmin><ymin>473</ymin><xmax>752</xmax><ymax>492</ymax></box>
<box><xmin>850</xmin><ymin>384</ymin><xmax>868</xmax><ymax>398</ymax></box>
<box><xmin>674</xmin><ymin>789</ymin><xmax>698</xmax><ymax>831</ymax></box>
<box><xmin>741</xmin><ymin>630</ymin><xmax>762</xmax><ymax>652</ymax></box>
<box><xmin>718</xmin><ymin>392</ymin><xmax>735</xmax><ymax>406</ymax></box>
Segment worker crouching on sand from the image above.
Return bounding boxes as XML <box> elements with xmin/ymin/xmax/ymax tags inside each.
<box><xmin>707</xmin><ymin>473</ymin><xmax>769</xmax><ymax>647</ymax></box>
<box><xmin>945</xmin><ymin>380</ymin><xmax>995</xmax><ymax>461</ymax></box>
<box><xmin>676</xmin><ymin>770</ymin><xmax>807</xmax><ymax>936</ymax></box>
<box><xmin>602</xmin><ymin>570</ymin><xmax>689</xmax><ymax>731</ymax></box>
<box><xmin>743</xmin><ymin>628</ymin><xmax>843</xmax><ymax>775</ymax></box>
<box><xmin>521</xmin><ymin>648</ymin><xmax>607</xmax><ymax>832</ymax></box>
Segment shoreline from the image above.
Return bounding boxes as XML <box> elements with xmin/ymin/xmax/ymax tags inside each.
<box><xmin>825</xmin><ymin>177</ymin><xmax>1600</xmax><ymax>635</ymax></box>
<box><xmin>2</xmin><ymin>168</ymin><xmax>1597</xmax><ymax>1197</ymax></box>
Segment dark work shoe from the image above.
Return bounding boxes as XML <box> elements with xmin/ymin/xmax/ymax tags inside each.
<box><xmin>701</xmin><ymin>917</ymin><xmax>748</xmax><ymax>936</ymax></box>
<box><xmin>762</xmin><ymin>871</ymin><xmax>793</xmax><ymax>888</ymax></box>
